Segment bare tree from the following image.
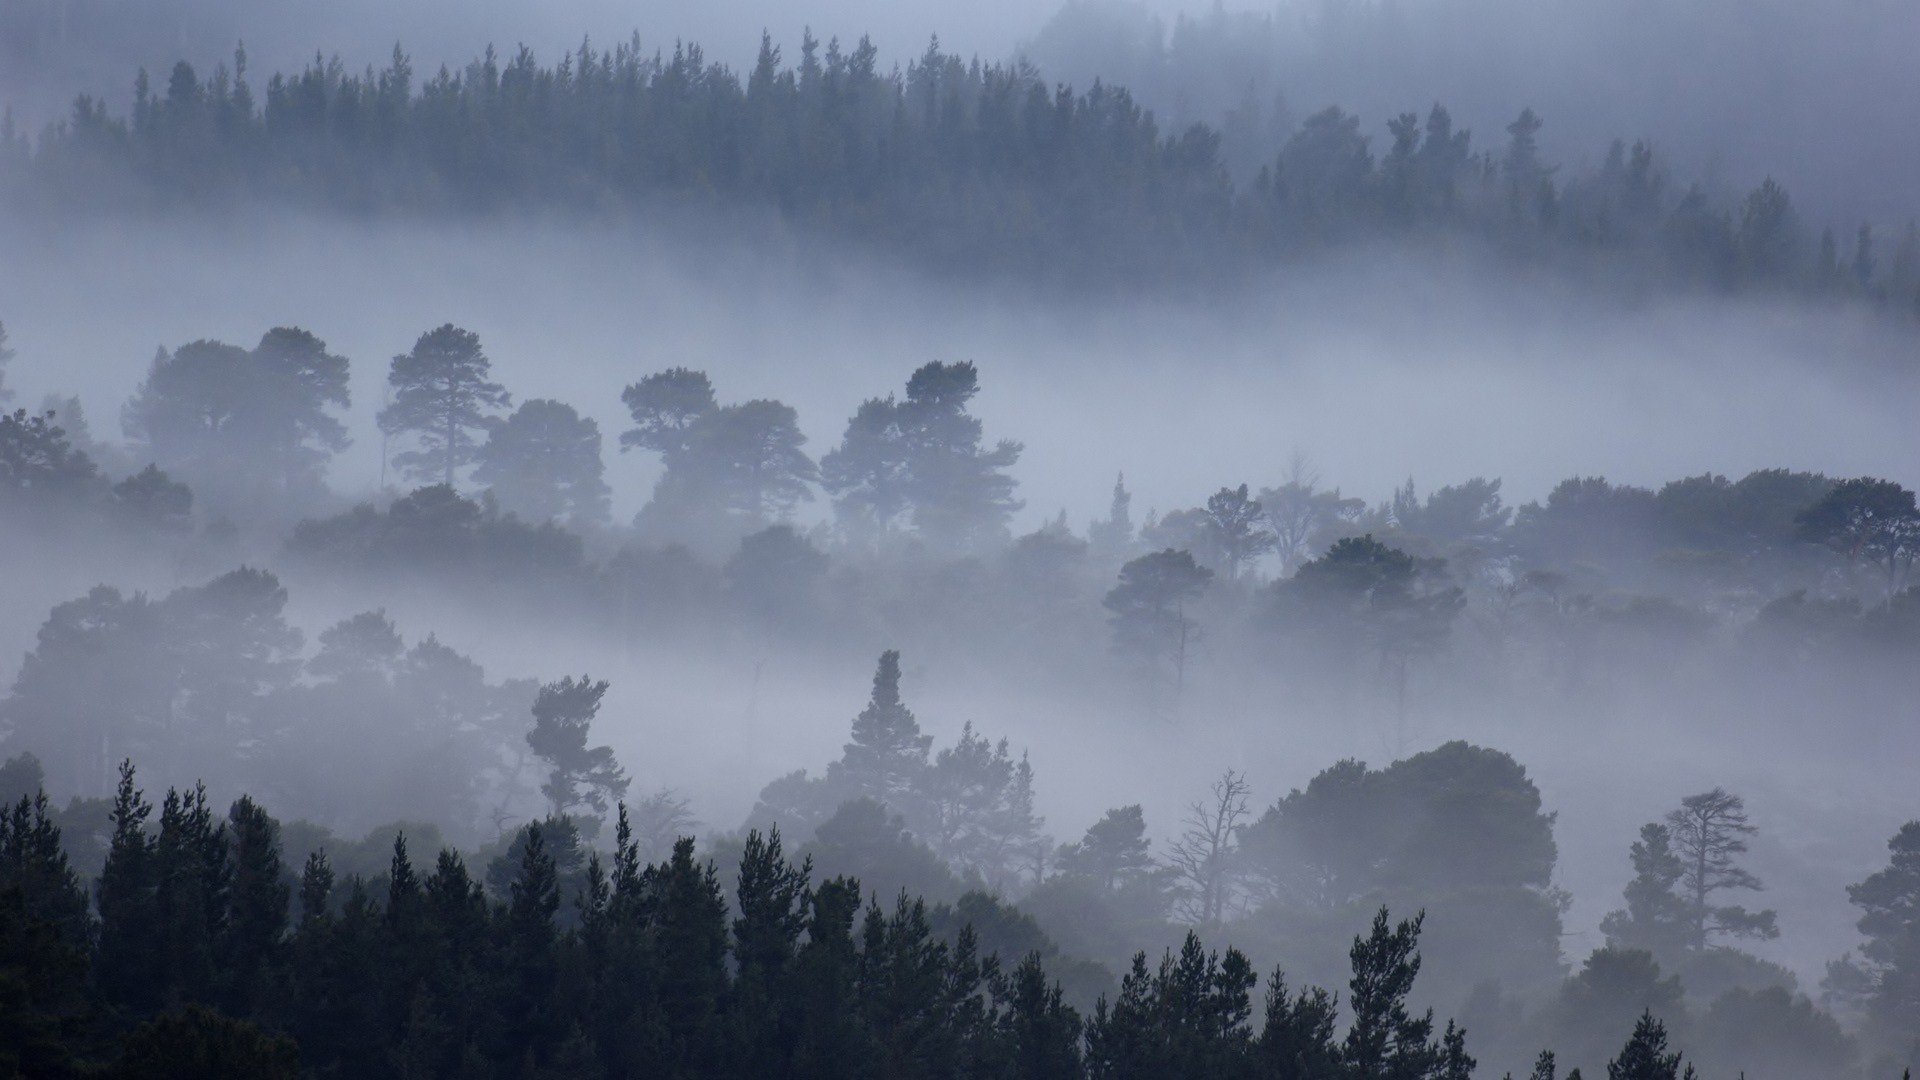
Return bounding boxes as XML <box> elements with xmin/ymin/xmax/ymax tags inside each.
<box><xmin>1664</xmin><ymin>788</ymin><xmax>1779</xmax><ymax>951</ymax></box>
<box><xmin>1169</xmin><ymin>769</ymin><xmax>1252</xmax><ymax>928</ymax></box>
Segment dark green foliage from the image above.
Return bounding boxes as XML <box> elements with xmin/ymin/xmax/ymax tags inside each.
<box><xmin>1344</xmin><ymin>908</ymin><xmax>1442</xmax><ymax>1079</ymax></box>
<box><xmin>109</xmin><ymin>1005</ymin><xmax>299</xmax><ymax>1079</ymax></box>
<box><xmin>1085</xmin><ymin>932</ymin><xmax>1257</xmax><ymax>1079</ymax></box>
<box><xmin>1256</xmin><ymin>970</ymin><xmax>1340</xmax><ymax>1078</ymax></box>
<box><xmin>1604</xmin><ymin>1012</ymin><xmax>1689</xmax><ymax>1080</ymax></box>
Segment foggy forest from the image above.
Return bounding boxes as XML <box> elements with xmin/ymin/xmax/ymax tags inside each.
<box><xmin>0</xmin><ymin>0</ymin><xmax>1916</xmax><ymax>1077</ymax></box>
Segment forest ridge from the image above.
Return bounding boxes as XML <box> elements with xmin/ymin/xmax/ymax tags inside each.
<box><xmin>2</xmin><ymin>30</ymin><xmax>1918</xmax><ymax>303</ymax></box>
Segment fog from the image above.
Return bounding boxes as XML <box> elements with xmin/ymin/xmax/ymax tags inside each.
<box><xmin>3</xmin><ymin>206</ymin><xmax>1913</xmax><ymax>978</ymax></box>
<box><xmin>2</xmin><ymin>212</ymin><xmax>1913</xmax><ymax>526</ymax></box>
<box><xmin>2</xmin><ymin>2</ymin><xmax>1917</xmax><ymax>1076</ymax></box>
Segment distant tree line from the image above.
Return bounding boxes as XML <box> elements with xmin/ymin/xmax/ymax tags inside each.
<box><xmin>4</xmin><ymin>320</ymin><xmax>1915</xmax><ymax>735</ymax></box>
<box><xmin>5</xmin><ymin>31</ymin><xmax>1920</xmax><ymax>306</ymax></box>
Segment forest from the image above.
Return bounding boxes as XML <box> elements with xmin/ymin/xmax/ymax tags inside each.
<box><xmin>2</xmin><ymin>24</ymin><xmax>1920</xmax><ymax>304</ymax></box>
<box><xmin>2</xmin><ymin>1</ymin><xmax>1918</xmax><ymax>1077</ymax></box>
<box><xmin>1</xmin><ymin>314</ymin><xmax>1916</xmax><ymax>1075</ymax></box>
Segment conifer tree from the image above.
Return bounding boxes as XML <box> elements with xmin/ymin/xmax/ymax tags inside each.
<box><xmin>96</xmin><ymin>761</ymin><xmax>164</xmax><ymax>1017</ymax></box>
<box><xmin>1605</xmin><ymin>1012</ymin><xmax>1691</xmax><ymax>1080</ymax></box>
<box><xmin>379</xmin><ymin>324</ymin><xmax>510</xmax><ymax>487</ymax></box>
<box><xmin>831</xmin><ymin>650</ymin><xmax>932</xmax><ymax>809</ymax></box>
<box><xmin>526</xmin><ymin>675</ymin><xmax>629</xmax><ymax>820</ymax></box>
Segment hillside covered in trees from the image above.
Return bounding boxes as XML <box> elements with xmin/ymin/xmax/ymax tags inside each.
<box><xmin>2</xmin><ymin>2</ymin><xmax>1918</xmax><ymax>1077</ymax></box>
<box><xmin>4</xmin><ymin>28</ymin><xmax>1920</xmax><ymax>305</ymax></box>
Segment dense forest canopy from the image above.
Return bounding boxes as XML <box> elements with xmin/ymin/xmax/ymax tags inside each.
<box><xmin>3</xmin><ymin>23</ymin><xmax>1919</xmax><ymax>301</ymax></box>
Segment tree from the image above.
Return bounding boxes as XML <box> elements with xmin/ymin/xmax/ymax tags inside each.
<box><xmin>1826</xmin><ymin>821</ymin><xmax>1920</xmax><ymax>1053</ymax></box>
<box><xmin>725</xmin><ymin>524</ymin><xmax>829</xmax><ymax>630</ymax></box>
<box><xmin>627</xmin><ymin>372</ymin><xmax>817</xmax><ymax>539</ymax></box>
<box><xmin>1104</xmin><ymin>549</ymin><xmax>1212</xmax><ymax>704</ymax></box>
<box><xmin>112</xmin><ymin>464</ymin><xmax>194</xmax><ymax>531</ymax></box>
<box><xmin>122</xmin><ymin>329</ymin><xmax>349</xmax><ymax>503</ymax></box>
<box><xmin>1088</xmin><ymin>474</ymin><xmax>1136</xmax><ymax>561</ymax></box>
<box><xmin>1264</xmin><ymin>535</ymin><xmax>1463</xmax><ymax>735</ymax></box>
<box><xmin>664</xmin><ymin>399</ymin><xmax>818</xmax><ymax>524</ymax></box>
<box><xmin>1605</xmin><ymin>1011</ymin><xmax>1691</xmax><ymax>1080</ymax></box>
<box><xmin>828</xmin><ymin>650</ymin><xmax>931</xmax><ymax>808</ymax></box>
<box><xmin>1167</xmin><ymin>771</ymin><xmax>1250</xmax><ymax>929</ymax></box>
<box><xmin>619</xmin><ymin>367</ymin><xmax>716</xmax><ymax>456</ymax></box>
<box><xmin>1735</xmin><ymin>178</ymin><xmax>1798</xmax><ymax>282</ymax></box>
<box><xmin>1259</xmin><ymin>460</ymin><xmax>1366</xmax><ymax>578</ymax></box>
<box><xmin>248</xmin><ymin>327</ymin><xmax>352</xmax><ymax>491</ymax></box>
<box><xmin>473</xmin><ymin>398</ymin><xmax>611</xmax><ymax>527</ymax></box>
<box><xmin>1344</xmin><ymin>908</ymin><xmax>1445</xmax><ymax>1080</ymax></box>
<box><xmin>1397</xmin><ymin>478</ymin><xmax>1511</xmax><ymax>546</ymax></box>
<box><xmin>824</xmin><ymin>361</ymin><xmax>1022</xmax><ymax>553</ymax></box>
<box><xmin>96</xmin><ymin>761</ymin><xmax>163</xmax><ymax>1016</ymax></box>
<box><xmin>1084</xmin><ymin>932</ymin><xmax>1257</xmax><ymax>1079</ymax></box>
<box><xmin>1600</xmin><ymin>824</ymin><xmax>1692</xmax><ymax>962</ymax></box>
<box><xmin>1662</xmin><ymin>789</ymin><xmax>1777</xmax><ymax>952</ymax></box>
<box><xmin>378</xmin><ymin>324</ymin><xmax>510</xmax><ymax>487</ymax></box>
<box><xmin>111</xmin><ymin>1005</ymin><xmax>301</xmax><ymax>1079</ymax></box>
<box><xmin>1255</xmin><ymin>969</ymin><xmax>1340</xmax><ymax>1079</ymax></box>
<box><xmin>1057</xmin><ymin>805</ymin><xmax>1157</xmax><ymax>895</ymax></box>
<box><xmin>220</xmin><ymin>795</ymin><xmax>288</xmax><ymax>1017</ymax></box>
<box><xmin>1198</xmin><ymin>484</ymin><xmax>1276</xmax><ymax>582</ymax></box>
<box><xmin>525</xmin><ymin>676</ymin><xmax>629</xmax><ymax>820</ymax></box>
<box><xmin>918</xmin><ymin>724</ymin><xmax>1047</xmax><ymax>890</ymax></box>
<box><xmin>820</xmin><ymin>395</ymin><xmax>911</xmax><ymax>541</ymax></box>
<box><xmin>0</xmin><ymin>407</ymin><xmax>98</xmax><ymax>500</ymax></box>
<box><xmin>1795</xmin><ymin>477</ymin><xmax>1920</xmax><ymax>599</ymax></box>
<box><xmin>1546</xmin><ymin>948</ymin><xmax>1684</xmax><ymax>1075</ymax></box>
<box><xmin>730</xmin><ymin>827</ymin><xmax>810</xmax><ymax>1075</ymax></box>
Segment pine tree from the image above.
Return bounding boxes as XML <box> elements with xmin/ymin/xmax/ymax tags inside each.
<box><xmin>526</xmin><ymin>675</ymin><xmax>629</xmax><ymax>820</ymax></box>
<box><xmin>729</xmin><ymin>827</ymin><xmax>810</xmax><ymax>1076</ymax></box>
<box><xmin>378</xmin><ymin>324</ymin><xmax>510</xmax><ymax>487</ymax></box>
<box><xmin>1600</xmin><ymin>823</ymin><xmax>1691</xmax><ymax>961</ymax></box>
<box><xmin>1605</xmin><ymin>1011</ymin><xmax>1691</xmax><ymax>1080</ymax></box>
<box><xmin>831</xmin><ymin>650</ymin><xmax>932</xmax><ymax>808</ymax></box>
<box><xmin>1663</xmin><ymin>789</ymin><xmax>1777</xmax><ymax>951</ymax></box>
<box><xmin>790</xmin><ymin>876</ymin><xmax>868</xmax><ymax>1080</ymax></box>
<box><xmin>1344</xmin><ymin>908</ymin><xmax>1444</xmax><ymax>1080</ymax></box>
<box><xmin>1255</xmin><ymin>970</ymin><xmax>1340</xmax><ymax>1078</ymax></box>
<box><xmin>473</xmin><ymin>398</ymin><xmax>612</xmax><ymax>527</ymax></box>
<box><xmin>220</xmin><ymin>795</ymin><xmax>289</xmax><ymax>1018</ymax></box>
<box><xmin>96</xmin><ymin>761</ymin><xmax>164</xmax><ymax>1017</ymax></box>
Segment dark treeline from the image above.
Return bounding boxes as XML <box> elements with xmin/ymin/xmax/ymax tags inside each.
<box><xmin>7</xmin><ymin>752</ymin><xmax>1912</xmax><ymax>1077</ymax></box>
<box><xmin>6</xmin><ymin>29</ymin><xmax>1920</xmax><ymax>304</ymax></box>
